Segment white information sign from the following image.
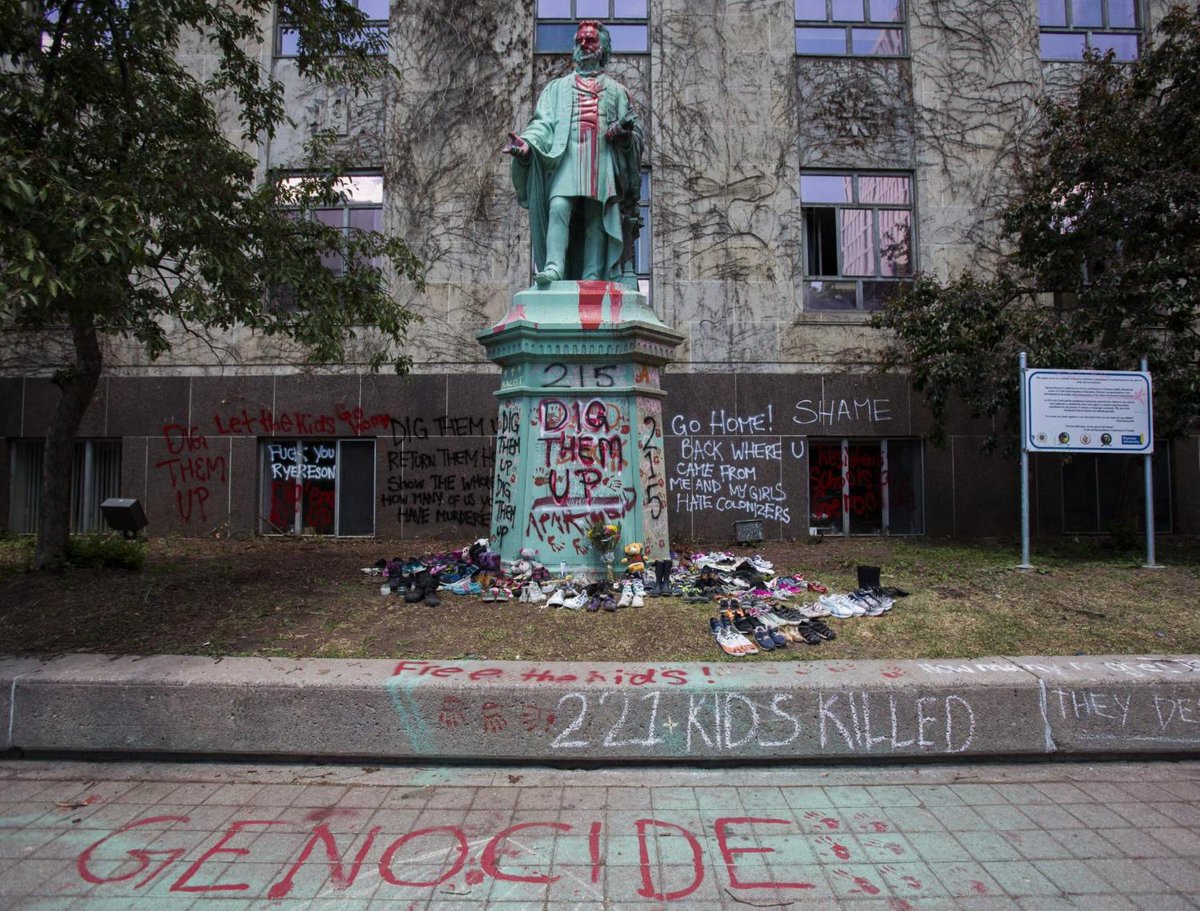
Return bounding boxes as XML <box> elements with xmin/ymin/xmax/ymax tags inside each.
<box><xmin>1024</xmin><ymin>369</ymin><xmax>1153</xmax><ymax>454</ymax></box>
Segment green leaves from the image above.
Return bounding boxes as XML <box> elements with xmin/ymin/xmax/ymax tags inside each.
<box><xmin>877</xmin><ymin>5</ymin><xmax>1200</xmax><ymax>446</ymax></box>
<box><xmin>0</xmin><ymin>0</ymin><xmax>419</xmax><ymax>373</ymax></box>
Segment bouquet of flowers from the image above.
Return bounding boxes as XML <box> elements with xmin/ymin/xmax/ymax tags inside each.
<box><xmin>586</xmin><ymin>520</ymin><xmax>621</xmax><ymax>580</ymax></box>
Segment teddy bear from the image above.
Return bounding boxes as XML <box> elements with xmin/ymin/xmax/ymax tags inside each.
<box><xmin>621</xmin><ymin>541</ymin><xmax>645</xmax><ymax>577</ymax></box>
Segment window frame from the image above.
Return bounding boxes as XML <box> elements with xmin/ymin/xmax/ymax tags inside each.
<box><xmin>534</xmin><ymin>0</ymin><xmax>650</xmax><ymax>55</ymax></box>
<box><xmin>259</xmin><ymin>438</ymin><xmax>377</xmax><ymax>537</ymax></box>
<box><xmin>800</xmin><ymin>170</ymin><xmax>915</xmax><ymax>312</ymax></box>
<box><xmin>808</xmin><ymin>437</ymin><xmax>925</xmax><ymax>537</ymax></box>
<box><xmin>1038</xmin><ymin>0</ymin><xmax>1140</xmax><ymax>61</ymax></box>
<box><xmin>279</xmin><ymin>171</ymin><xmax>385</xmax><ymax>279</ymax></box>
<box><xmin>635</xmin><ymin>169</ymin><xmax>650</xmax><ymax>298</ymax></box>
<box><xmin>794</xmin><ymin>0</ymin><xmax>907</xmax><ymax>58</ymax></box>
<box><xmin>8</xmin><ymin>439</ymin><xmax>122</xmax><ymax>534</ymax></box>
<box><xmin>275</xmin><ymin>0</ymin><xmax>390</xmax><ymax>59</ymax></box>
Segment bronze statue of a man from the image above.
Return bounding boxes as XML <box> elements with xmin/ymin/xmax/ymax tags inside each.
<box><xmin>504</xmin><ymin>21</ymin><xmax>643</xmax><ymax>289</ymax></box>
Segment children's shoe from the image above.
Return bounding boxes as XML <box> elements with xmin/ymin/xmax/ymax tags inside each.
<box><xmin>517</xmin><ymin>584</ymin><xmax>530</xmax><ymax>603</ymax></box>
<box><xmin>525</xmin><ymin>583</ymin><xmax>546</xmax><ymax>604</ymax></box>
<box><xmin>809</xmin><ymin>618</ymin><xmax>837</xmax><ymax>640</ymax></box>
<box><xmin>564</xmin><ymin>589</ymin><xmax>589</xmax><ymax>610</ymax></box>
<box><xmin>617</xmin><ymin>582</ymin><xmax>633</xmax><ymax>608</ymax></box>
<box><xmin>495</xmin><ymin>587</ymin><xmax>511</xmax><ymax>603</ymax></box>
<box><xmin>546</xmin><ymin>588</ymin><xmax>565</xmax><ymax>608</ymax></box>
<box><xmin>631</xmin><ymin>579</ymin><xmax>645</xmax><ymax>608</ymax></box>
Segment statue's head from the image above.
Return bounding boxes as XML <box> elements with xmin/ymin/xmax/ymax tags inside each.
<box><xmin>572</xmin><ymin>20</ymin><xmax>611</xmax><ymax>72</ymax></box>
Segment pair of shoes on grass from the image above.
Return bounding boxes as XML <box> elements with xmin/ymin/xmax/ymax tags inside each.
<box><xmin>720</xmin><ymin>606</ymin><xmax>788</xmax><ymax>651</ymax></box>
<box><xmin>517</xmin><ymin>582</ymin><xmax>546</xmax><ymax>605</ymax></box>
<box><xmin>710</xmin><ymin>617</ymin><xmax>758</xmax><ymax>656</ymax></box>
<box><xmin>617</xmin><ymin>579</ymin><xmax>645</xmax><ymax>608</ymax></box>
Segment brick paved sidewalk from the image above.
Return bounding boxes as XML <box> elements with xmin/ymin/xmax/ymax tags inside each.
<box><xmin>2</xmin><ymin>759</ymin><xmax>1200</xmax><ymax>909</ymax></box>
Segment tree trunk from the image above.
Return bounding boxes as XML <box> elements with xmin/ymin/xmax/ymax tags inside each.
<box><xmin>33</xmin><ymin>314</ymin><xmax>103</xmax><ymax>571</ymax></box>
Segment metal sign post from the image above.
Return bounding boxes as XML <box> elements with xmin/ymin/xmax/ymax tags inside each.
<box><xmin>1018</xmin><ymin>352</ymin><xmax>1032</xmax><ymax>570</ymax></box>
<box><xmin>1141</xmin><ymin>356</ymin><xmax>1161</xmax><ymax>569</ymax></box>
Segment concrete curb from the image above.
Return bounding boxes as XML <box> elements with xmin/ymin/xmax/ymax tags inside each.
<box><xmin>4</xmin><ymin>653</ymin><xmax>1200</xmax><ymax>762</ymax></box>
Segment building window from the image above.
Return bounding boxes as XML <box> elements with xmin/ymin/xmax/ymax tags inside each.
<box><xmin>1062</xmin><ymin>450</ymin><xmax>1170</xmax><ymax>534</ymax></box>
<box><xmin>276</xmin><ymin>0</ymin><xmax>389</xmax><ymax>58</ymax></box>
<box><xmin>280</xmin><ymin>173</ymin><xmax>383</xmax><ymax>277</ymax></box>
<box><xmin>261</xmin><ymin>439</ymin><xmax>376</xmax><ymax>536</ymax></box>
<box><xmin>8</xmin><ymin>440</ymin><xmax>122</xmax><ymax>534</ymax></box>
<box><xmin>535</xmin><ymin>0</ymin><xmax>649</xmax><ymax>53</ymax></box>
<box><xmin>795</xmin><ymin>0</ymin><xmax>905</xmax><ymax>56</ymax></box>
<box><xmin>809</xmin><ymin>439</ymin><xmax>923</xmax><ymax>535</ymax></box>
<box><xmin>801</xmin><ymin>171</ymin><xmax>913</xmax><ymax>311</ymax></box>
<box><xmin>1039</xmin><ymin>0</ymin><xmax>1139</xmax><ymax>61</ymax></box>
<box><xmin>635</xmin><ymin>170</ymin><xmax>650</xmax><ymax>297</ymax></box>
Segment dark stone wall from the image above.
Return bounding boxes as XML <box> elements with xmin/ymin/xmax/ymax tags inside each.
<box><xmin>3</xmin><ymin>372</ymin><xmax>1190</xmax><ymax>542</ymax></box>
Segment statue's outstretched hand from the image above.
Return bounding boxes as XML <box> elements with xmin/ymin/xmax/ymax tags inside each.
<box><xmin>502</xmin><ymin>131</ymin><xmax>530</xmax><ymax>158</ymax></box>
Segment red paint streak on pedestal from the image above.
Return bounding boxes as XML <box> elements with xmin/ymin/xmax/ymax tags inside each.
<box><xmin>493</xmin><ymin>302</ymin><xmax>527</xmax><ymax>330</ymax></box>
<box><xmin>578</xmin><ymin>281</ymin><xmax>607</xmax><ymax>330</ymax></box>
<box><xmin>608</xmin><ymin>283</ymin><xmax>623</xmax><ymax>323</ymax></box>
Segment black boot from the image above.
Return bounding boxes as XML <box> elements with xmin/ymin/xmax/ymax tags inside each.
<box><xmin>423</xmin><ymin>572</ymin><xmax>441</xmax><ymax>607</ymax></box>
<box><xmin>857</xmin><ymin>565</ymin><xmax>882</xmax><ymax>591</ymax></box>
<box><xmin>645</xmin><ymin>562</ymin><xmax>661</xmax><ymax>596</ymax></box>
<box><xmin>657</xmin><ymin>559</ymin><xmax>672</xmax><ymax>596</ymax></box>
<box><xmin>405</xmin><ymin>572</ymin><xmax>426</xmax><ymax>603</ymax></box>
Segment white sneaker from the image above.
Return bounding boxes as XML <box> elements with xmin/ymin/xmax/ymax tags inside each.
<box><xmin>617</xmin><ymin>582</ymin><xmax>633</xmax><ymax>608</ymax></box>
<box><xmin>526</xmin><ymin>583</ymin><xmax>546</xmax><ymax>604</ymax></box>
<box><xmin>518</xmin><ymin>584</ymin><xmax>530</xmax><ymax>603</ymax></box>
<box><xmin>546</xmin><ymin>588</ymin><xmax>565</xmax><ymax>608</ymax></box>
<box><xmin>631</xmin><ymin>579</ymin><xmax>645</xmax><ymax>608</ymax></box>
<box><xmin>563</xmin><ymin>588</ymin><xmax>588</xmax><ymax>610</ymax></box>
<box><xmin>820</xmin><ymin>594</ymin><xmax>863</xmax><ymax>618</ymax></box>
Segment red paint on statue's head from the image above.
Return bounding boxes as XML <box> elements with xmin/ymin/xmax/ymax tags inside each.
<box><xmin>576</xmin><ymin>20</ymin><xmax>601</xmax><ymax>54</ymax></box>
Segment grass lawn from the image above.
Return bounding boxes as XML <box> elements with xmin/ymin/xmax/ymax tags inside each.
<box><xmin>1</xmin><ymin>534</ymin><xmax>1198</xmax><ymax>663</ymax></box>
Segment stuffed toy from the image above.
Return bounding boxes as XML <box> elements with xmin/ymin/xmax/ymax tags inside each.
<box><xmin>621</xmin><ymin>541</ymin><xmax>645</xmax><ymax>577</ymax></box>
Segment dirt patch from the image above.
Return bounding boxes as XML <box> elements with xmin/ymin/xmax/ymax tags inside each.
<box><xmin>1</xmin><ymin>536</ymin><xmax>1199</xmax><ymax>662</ymax></box>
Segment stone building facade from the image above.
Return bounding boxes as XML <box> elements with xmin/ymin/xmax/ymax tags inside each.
<box><xmin>2</xmin><ymin>0</ymin><xmax>1196</xmax><ymax>544</ymax></box>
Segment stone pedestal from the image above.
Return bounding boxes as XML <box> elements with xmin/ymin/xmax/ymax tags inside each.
<box><xmin>477</xmin><ymin>281</ymin><xmax>684</xmax><ymax>575</ymax></box>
